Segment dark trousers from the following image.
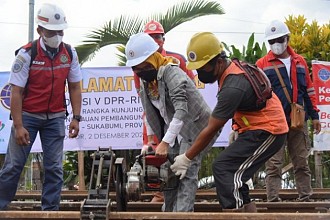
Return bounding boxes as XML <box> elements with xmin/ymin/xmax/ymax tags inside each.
<box><xmin>212</xmin><ymin>130</ymin><xmax>287</xmax><ymax>209</ymax></box>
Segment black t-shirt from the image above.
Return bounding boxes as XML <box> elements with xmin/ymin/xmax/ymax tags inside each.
<box><xmin>212</xmin><ymin>74</ymin><xmax>258</xmax><ymax>121</ymax></box>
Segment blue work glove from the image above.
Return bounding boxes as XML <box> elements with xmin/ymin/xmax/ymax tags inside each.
<box><xmin>170</xmin><ymin>153</ymin><xmax>191</xmax><ymax>179</ymax></box>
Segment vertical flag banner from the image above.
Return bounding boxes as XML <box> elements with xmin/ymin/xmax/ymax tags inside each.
<box><xmin>0</xmin><ymin>67</ymin><xmax>231</xmax><ymax>154</ymax></box>
<box><xmin>312</xmin><ymin>60</ymin><xmax>330</xmax><ymax>151</ymax></box>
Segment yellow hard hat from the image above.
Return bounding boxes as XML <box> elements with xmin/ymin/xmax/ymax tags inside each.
<box><xmin>186</xmin><ymin>32</ymin><xmax>224</xmax><ymax>70</ymax></box>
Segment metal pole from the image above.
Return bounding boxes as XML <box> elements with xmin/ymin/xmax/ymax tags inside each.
<box><xmin>314</xmin><ymin>151</ymin><xmax>323</xmax><ymax>188</ymax></box>
<box><xmin>28</xmin><ymin>0</ymin><xmax>35</xmax><ymax>42</ymax></box>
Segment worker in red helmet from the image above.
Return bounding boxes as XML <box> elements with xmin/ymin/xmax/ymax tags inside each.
<box><xmin>133</xmin><ymin>20</ymin><xmax>196</xmax><ymax>204</ymax></box>
<box><xmin>134</xmin><ymin>20</ymin><xmax>195</xmax><ymax>92</ymax></box>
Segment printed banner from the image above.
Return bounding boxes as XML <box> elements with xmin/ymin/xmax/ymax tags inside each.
<box><xmin>0</xmin><ymin>67</ymin><xmax>231</xmax><ymax>153</ymax></box>
<box><xmin>312</xmin><ymin>60</ymin><xmax>330</xmax><ymax>151</ymax></box>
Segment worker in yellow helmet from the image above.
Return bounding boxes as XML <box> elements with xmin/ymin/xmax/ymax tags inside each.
<box><xmin>170</xmin><ymin>32</ymin><xmax>289</xmax><ymax>212</ymax></box>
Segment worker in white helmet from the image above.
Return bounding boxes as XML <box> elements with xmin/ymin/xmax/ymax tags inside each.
<box><xmin>0</xmin><ymin>3</ymin><xmax>82</xmax><ymax>211</ymax></box>
<box><xmin>125</xmin><ymin>33</ymin><xmax>219</xmax><ymax>212</ymax></box>
<box><xmin>256</xmin><ymin>20</ymin><xmax>321</xmax><ymax>202</ymax></box>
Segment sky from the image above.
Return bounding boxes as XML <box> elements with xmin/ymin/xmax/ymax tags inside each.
<box><xmin>0</xmin><ymin>0</ymin><xmax>330</xmax><ymax>72</ymax></box>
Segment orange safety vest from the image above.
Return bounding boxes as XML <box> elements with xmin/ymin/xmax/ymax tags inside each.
<box><xmin>219</xmin><ymin>62</ymin><xmax>288</xmax><ymax>134</ymax></box>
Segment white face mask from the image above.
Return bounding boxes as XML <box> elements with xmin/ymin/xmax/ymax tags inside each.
<box><xmin>270</xmin><ymin>39</ymin><xmax>287</xmax><ymax>55</ymax></box>
<box><xmin>43</xmin><ymin>35</ymin><xmax>63</xmax><ymax>48</ymax></box>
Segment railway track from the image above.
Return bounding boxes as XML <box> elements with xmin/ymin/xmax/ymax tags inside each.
<box><xmin>1</xmin><ymin>188</ymin><xmax>329</xmax><ymax>219</ymax></box>
<box><xmin>14</xmin><ymin>188</ymin><xmax>330</xmax><ymax>201</ymax></box>
<box><xmin>1</xmin><ymin>211</ymin><xmax>330</xmax><ymax>220</ymax></box>
<box><xmin>5</xmin><ymin>200</ymin><xmax>330</xmax><ymax>212</ymax></box>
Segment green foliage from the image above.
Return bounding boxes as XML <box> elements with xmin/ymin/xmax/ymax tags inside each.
<box><xmin>223</xmin><ymin>33</ymin><xmax>267</xmax><ymax>63</ymax></box>
<box><xmin>285</xmin><ymin>15</ymin><xmax>330</xmax><ymax>65</ymax></box>
<box><xmin>199</xmin><ymin>147</ymin><xmax>224</xmax><ymax>179</ymax></box>
<box><xmin>75</xmin><ymin>0</ymin><xmax>225</xmax><ymax>66</ymax></box>
<box><xmin>63</xmin><ymin>151</ymin><xmax>78</xmax><ymax>188</ymax></box>
<box><xmin>63</xmin><ymin>151</ymin><xmax>93</xmax><ymax>189</ymax></box>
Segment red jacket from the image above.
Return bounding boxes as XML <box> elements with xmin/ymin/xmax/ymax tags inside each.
<box><xmin>22</xmin><ymin>40</ymin><xmax>72</xmax><ymax>113</ymax></box>
<box><xmin>256</xmin><ymin>46</ymin><xmax>319</xmax><ymax>121</ymax></box>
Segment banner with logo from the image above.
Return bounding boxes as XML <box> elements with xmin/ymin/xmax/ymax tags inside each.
<box><xmin>0</xmin><ymin>67</ymin><xmax>231</xmax><ymax>154</ymax></box>
<box><xmin>312</xmin><ymin>60</ymin><xmax>330</xmax><ymax>151</ymax></box>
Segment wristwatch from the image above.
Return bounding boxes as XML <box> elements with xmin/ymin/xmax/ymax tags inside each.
<box><xmin>72</xmin><ymin>115</ymin><xmax>82</xmax><ymax>122</ymax></box>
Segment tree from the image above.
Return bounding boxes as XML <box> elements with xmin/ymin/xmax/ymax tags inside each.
<box><xmin>75</xmin><ymin>0</ymin><xmax>225</xmax><ymax>65</ymax></box>
<box><xmin>286</xmin><ymin>15</ymin><xmax>330</xmax><ymax>64</ymax></box>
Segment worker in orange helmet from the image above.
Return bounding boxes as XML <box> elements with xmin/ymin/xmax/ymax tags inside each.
<box><xmin>133</xmin><ymin>20</ymin><xmax>196</xmax><ymax>203</ymax></box>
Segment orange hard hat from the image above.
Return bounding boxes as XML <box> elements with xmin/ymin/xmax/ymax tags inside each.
<box><xmin>143</xmin><ymin>20</ymin><xmax>165</xmax><ymax>34</ymax></box>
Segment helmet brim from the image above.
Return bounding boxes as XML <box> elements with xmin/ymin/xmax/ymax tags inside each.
<box><xmin>126</xmin><ymin>56</ymin><xmax>148</xmax><ymax>67</ymax></box>
<box><xmin>186</xmin><ymin>54</ymin><xmax>218</xmax><ymax>70</ymax></box>
<box><xmin>265</xmin><ymin>32</ymin><xmax>290</xmax><ymax>41</ymax></box>
<box><xmin>38</xmin><ymin>22</ymin><xmax>68</xmax><ymax>31</ymax></box>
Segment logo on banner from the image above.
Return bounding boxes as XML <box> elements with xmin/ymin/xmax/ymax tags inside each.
<box><xmin>0</xmin><ymin>121</ymin><xmax>5</xmax><ymax>132</ymax></box>
<box><xmin>318</xmin><ymin>68</ymin><xmax>330</xmax><ymax>82</ymax></box>
<box><xmin>0</xmin><ymin>84</ymin><xmax>11</xmax><ymax>110</ymax></box>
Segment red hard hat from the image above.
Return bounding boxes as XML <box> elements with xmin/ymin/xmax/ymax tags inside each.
<box><xmin>143</xmin><ymin>20</ymin><xmax>165</xmax><ymax>34</ymax></box>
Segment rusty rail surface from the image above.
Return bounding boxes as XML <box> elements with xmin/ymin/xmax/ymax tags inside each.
<box><xmin>0</xmin><ymin>211</ymin><xmax>330</xmax><ymax>220</ymax></box>
<box><xmin>14</xmin><ymin>188</ymin><xmax>330</xmax><ymax>201</ymax></box>
<box><xmin>5</xmin><ymin>201</ymin><xmax>330</xmax><ymax>213</ymax></box>
<box><xmin>4</xmin><ymin>188</ymin><xmax>329</xmax><ymax>219</ymax></box>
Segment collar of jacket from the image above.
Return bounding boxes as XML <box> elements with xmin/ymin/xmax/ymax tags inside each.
<box><xmin>156</xmin><ymin>64</ymin><xmax>181</xmax><ymax>80</ymax></box>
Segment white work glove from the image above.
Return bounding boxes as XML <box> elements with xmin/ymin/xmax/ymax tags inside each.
<box><xmin>170</xmin><ymin>153</ymin><xmax>191</xmax><ymax>180</ymax></box>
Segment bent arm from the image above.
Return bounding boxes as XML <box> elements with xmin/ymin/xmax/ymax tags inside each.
<box><xmin>185</xmin><ymin>116</ymin><xmax>227</xmax><ymax>160</ymax></box>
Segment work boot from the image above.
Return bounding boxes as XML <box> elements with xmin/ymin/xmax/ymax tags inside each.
<box><xmin>244</xmin><ymin>201</ymin><xmax>257</xmax><ymax>212</ymax></box>
<box><xmin>150</xmin><ymin>191</ymin><xmax>164</xmax><ymax>203</ymax></box>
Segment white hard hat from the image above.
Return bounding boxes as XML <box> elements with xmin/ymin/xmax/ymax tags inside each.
<box><xmin>36</xmin><ymin>3</ymin><xmax>68</xmax><ymax>30</ymax></box>
<box><xmin>125</xmin><ymin>33</ymin><xmax>159</xmax><ymax>67</ymax></box>
<box><xmin>265</xmin><ymin>20</ymin><xmax>290</xmax><ymax>41</ymax></box>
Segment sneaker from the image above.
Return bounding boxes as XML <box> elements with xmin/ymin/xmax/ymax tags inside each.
<box><xmin>267</xmin><ymin>197</ymin><xmax>282</xmax><ymax>202</ymax></box>
<box><xmin>297</xmin><ymin>197</ymin><xmax>313</xmax><ymax>202</ymax></box>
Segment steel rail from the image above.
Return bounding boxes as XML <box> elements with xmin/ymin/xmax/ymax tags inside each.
<box><xmin>5</xmin><ymin>201</ymin><xmax>330</xmax><ymax>213</ymax></box>
<box><xmin>0</xmin><ymin>211</ymin><xmax>330</xmax><ymax>220</ymax></box>
<box><xmin>14</xmin><ymin>188</ymin><xmax>330</xmax><ymax>201</ymax></box>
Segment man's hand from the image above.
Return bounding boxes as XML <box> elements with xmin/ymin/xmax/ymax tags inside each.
<box><xmin>155</xmin><ymin>141</ymin><xmax>169</xmax><ymax>157</ymax></box>
<box><xmin>312</xmin><ymin>119</ymin><xmax>321</xmax><ymax>134</ymax></box>
<box><xmin>15</xmin><ymin>126</ymin><xmax>30</xmax><ymax>146</ymax></box>
<box><xmin>69</xmin><ymin>120</ymin><xmax>79</xmax><ymax>138</ymax></box>
<box><xmin>170</xmin><ymin>153</ymin><xmax>191</xmax><ymax>179</ymax></box>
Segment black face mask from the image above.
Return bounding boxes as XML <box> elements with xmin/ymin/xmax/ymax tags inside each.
<box><xmin>137</xmin><ymin>69</ymin><xmax>158</xmax><ymax>82</ymax></box>
<box><xmin>197</xmin><ymin>69</ymin><xmax>217</xmax><ymax>84</ymax></box>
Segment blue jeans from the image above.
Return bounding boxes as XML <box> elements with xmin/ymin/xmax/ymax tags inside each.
<box><xmin>0</xmin><ymin>114</ymin><xmax>65</xmax><ymax>210</ymax></box>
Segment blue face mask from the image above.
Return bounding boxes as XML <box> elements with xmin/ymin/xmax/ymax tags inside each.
<box><xmin>137</xmin><ymin>69</ymin><xmax>158</xmax><ymax>82</ymax></box>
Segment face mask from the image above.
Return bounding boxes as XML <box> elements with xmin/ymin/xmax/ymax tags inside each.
<box><xmin>197</xmin><ymin>68</ymin><xmax>217</xmax><ymax>84</ymax></box>
<box><xmin>137</xmin><ymin>69</ymin><xmax>158</xmax><ymax>82</ymax></box>
<box><xmin>270</xmin><ymin>40</ymin><xmax>287</xmax><ymax>55</ymax></box>
<box><xmin>43</xmin><ymin>35</ymin><xmax>63</xmax><ymax>48</ymax></box>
